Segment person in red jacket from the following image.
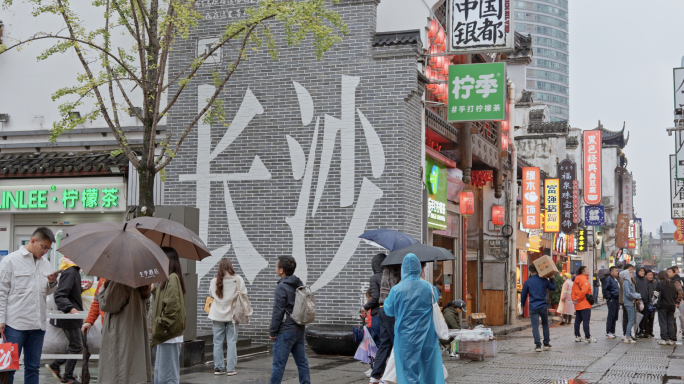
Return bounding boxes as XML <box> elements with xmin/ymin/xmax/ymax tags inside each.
<box><xmin>571</xmin><ymin>266</ymin><xmax>596</xmax><ymax>343</ymax></box>
<box><xmin>82</xmin><ymin>278</ymin><xmax>106</xmax><ymax>334</ymax></box>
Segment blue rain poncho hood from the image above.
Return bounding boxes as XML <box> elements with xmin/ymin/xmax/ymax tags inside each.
<box><xmin>383</xmin><ymin>253</ymin><xmax>444</xmax><ymax>384</ymax></box>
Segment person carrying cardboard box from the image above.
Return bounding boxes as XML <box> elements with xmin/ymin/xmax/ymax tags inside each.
<box><xmin>520</xmin><ymin>264</ymin><xmax>556</xmax><ymax>352</ymax></box>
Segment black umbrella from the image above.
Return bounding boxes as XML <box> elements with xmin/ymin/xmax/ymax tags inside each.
<box><xmin>381</xmin><ymin>243</ymin><xmax>456</xmax><ymax>266</ymax></box>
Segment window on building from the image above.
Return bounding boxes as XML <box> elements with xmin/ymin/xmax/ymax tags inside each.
<box><xmin>533</xmin><ymin>81</ymin><xmax>569</xmax><ymax>95</ymax></box>
<box><xmin>534</xmin><ymin>25</ymin><xmax>568</xmax><ymax>40</ymax></box>
<box><xmin>514</xmin><ymin>1</ymin><xmax>527</xmax><ymax>9</ymax></box>
<box><xmin>534</xmin><ymin>48</ymin><xmax>569</xmax><ymax>62</ymax></box>
<box><xmin>534</xmin><ymin>14</ymin><xmax>568</xmax><ymax>29</ymax></box>
<box><xmin>532</xmin><ymin>70</ymin><xmax>569</xmax><ymax>84</ymax></box>
<box><xmin>535</xmin><ymin>92</ymin><xmax>569</xmax><ymax>106</ymax></box>
<box><xmin>535</xmin><ymin>59</ymin><xmax>569</xmax><ymax>74</ymax></box>
<box><xmin>534</xmin><ymin>36</ymin><xmax>568</xmax><ymax>51</ymax></box>
<box><xmin>533</xmin><ymin>3</ymin><xmax>568</xmax><ymax>19</ymax></box>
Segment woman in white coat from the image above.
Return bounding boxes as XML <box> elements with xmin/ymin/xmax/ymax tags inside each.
<box><xmin>209</xmin><ymin>258</ymin><xmax>246</xmax><ymax>376</ymax></box>
<box><xmin>560</xmin><ymin>273</ymin><xmax>575</xmax><ymax>325</ymax></box>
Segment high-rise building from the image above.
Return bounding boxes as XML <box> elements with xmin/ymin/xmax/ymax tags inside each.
<box><xmin>513</xmin><ymin>0</ymin><xmax>569</xmax><ymax>122</ymax></box>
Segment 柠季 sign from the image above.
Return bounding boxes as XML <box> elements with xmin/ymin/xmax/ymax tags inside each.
<box><xmin>544</xmin><ymin>179</ymin><xmax>560</xmax><ymax>233</ymax></box>
<box><xmin>522</xmin><ymin>167</ymin><xmax>540</xmax><ymax>229</ymax></box>
<box><xmin>557</xmin><ymin>159</ymin><xmax>577</xmax><ymax>234</ymax></box>
<box><xmin>426</xmin><ymin>158</ymin><xmax>448</xmax><ymax>229</ymax></box>
<box><xmin>584</xmin><ymin>205</ymin><xmax>605</xmax><ymax>226</ymax></box>
<box><xmin>448</xmin><ymin>63</ymin><xmax>506</xmax><ymax>122</ymax></box>
<box><xmin>448</xmin><ymin>0</ymin><xmax>513</xmax><ymax>54</ymax></box>
<box><xmin>617</xmin><ymin>214</ymin><xmax>629</xmax><ymax>249</ymax></box>
<box><xmin>583</xmin><ymin>130</ymin><xmax>602</xmax><ymax>205</ymax></box>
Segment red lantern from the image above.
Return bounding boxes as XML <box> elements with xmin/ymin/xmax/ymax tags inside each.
<box><xmin>428</xmin><ymin>19</ymin><xmax>438</xmax><ymax>39</ymax></box>
<box><xmin>501</xmin><ymin>133</ymin><xmax>509</xmax><ymax>149</ymax></box>
<box><xmin>492</xmin><ymin>205</ymin><xmax>505</xmax><ymax>226</ymax></box>
<box><xmin>435</xmin><ymin>29</ymin><xmax>445</xmax><ymax>48</ymax></box>
<box><xmin>459</xmin><ymin>191</ymin><xmax>474</xmax><ymax>217</ymax></box>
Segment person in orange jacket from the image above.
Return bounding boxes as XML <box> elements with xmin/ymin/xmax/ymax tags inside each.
<box><xmin>571</xmin><ymin>266</ymin><xmax>596</xmax><ymax>343</ymax></box>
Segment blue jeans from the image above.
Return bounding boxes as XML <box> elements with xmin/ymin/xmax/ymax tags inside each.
<box><xmin>369</xmin><ymin>314</ymin><xmax>382</xmax><ymax>347</ymax></box>
<box><xmin>154</xmin><ymin>342</ymin><xmax>181</xmax><ymax>384</ymax></box>
<box><xmin>529</xmin><ymin>309</ymin><xmax>550</xmax><ymax>347</ymax></box>
<box><xmin>593</xmin><ymin>287</ymin><xmax>599</xmax><ymax>302</ymax></box>
<box><xmin>213</xmin><ymin>321</ymin><xmax>238</xmax><ymax>371</ymax></box>
<box><xmin>270</xmin><ymin>330</ymin><xmax>310</xmax><ymax>384</ymax></box>
<box><xmin>4</xmin><ymin>325</ymin><xmax>45</xmax><ymax>384</ymax></box>
<box><xmin>624</xmin><ymin>305</ymin><xmax>635</xmax><ymax>338</ymax></box>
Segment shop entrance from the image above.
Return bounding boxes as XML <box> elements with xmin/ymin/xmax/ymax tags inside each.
<box><xmin>432</xmin><ymin>234</ymin><xmax>456</xmax><ymax>307</ymax></box>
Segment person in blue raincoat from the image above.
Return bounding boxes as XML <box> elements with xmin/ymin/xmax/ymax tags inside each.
<box><xmin>383</xmin><ymin>253</ymin><xmax>444</xmax><ymax>384</ymax></box>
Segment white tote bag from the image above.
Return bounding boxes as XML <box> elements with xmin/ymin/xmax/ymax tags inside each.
<box><xmin>382</xmin><ymin>348</ymin><xmax>397</xmax><ymax>383</ymax></box>
<box><xmin>432</xmin><ymin>285</ymin><xmax>450</xmax><ymax>340</ymax></box>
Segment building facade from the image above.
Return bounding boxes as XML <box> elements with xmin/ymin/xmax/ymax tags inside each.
<box><xmin>514</xmin><ymin>0</ymin><xmax>569</xmax><ymax>121</ymax></box>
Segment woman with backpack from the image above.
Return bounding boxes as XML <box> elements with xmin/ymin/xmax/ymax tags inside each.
<box><xmin>152</xmin><ymin>247</ymin><xmax>187</xmax><ymax>384</ymax></box>
<box><xmin>209</xmin><ymin>258</ymin><xmax>247</xmax><ymax>376</ymax></box>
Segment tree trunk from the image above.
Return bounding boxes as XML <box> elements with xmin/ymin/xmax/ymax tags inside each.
<box><xmin>138</xmin><ymin>165</ymin><xmax>156</xmax><ymax>217</ymax></box>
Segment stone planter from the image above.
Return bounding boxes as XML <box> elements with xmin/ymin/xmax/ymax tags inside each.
<box><xmin>305</xmin><ymin>324</ymin><xmax>357</xmax><ymax>356</ymax></box>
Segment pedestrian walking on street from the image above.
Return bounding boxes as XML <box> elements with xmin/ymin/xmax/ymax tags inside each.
<box><xmin>46</xmin><ymin>257</ymin><xmax>93</xmax><ymax>384</ymax></box>
<box><xmin>520</xmin><ymin>264</ymin><xmax>555</xmax><ymax>352</ymax></box>
<box><xmin>559</xmin><ymin>273</ymin><xmax>574</xmax><ymax>325</ymax></box>
<box><xmin>369</xmin><ymin>263</ymin><xmax>400</xmax><ymax>383</ymax></box>
<box><xmin>602</xmin><ymin>266</ymin><xmax>620</xmax><ymax>339</ymax></box>
<box><xmin>82</xmin><ymin>278</ymin><xmax>106</xmax><ymax>334</ymax></box>
<box><xmin>655</xmin><ymin>269</ymin><xmax>683</xmax><ymax>345</ymax></box>
<box><xmin>620</xmin><ymin>269</ymin><xmax>641</xmax><ymax>344</ymax></box>
<box><xmin>269</xmin><ymin>256</ymin><xmax>310</xmax><ymax>384</ymax></box>
<box><xmin>593</xmin><ymin>269</ymin><xmax>600</xmax><ymax>304</ymax></box>
<box><xmin>572</xmin><ymin>266</ymin><xmax>596</xmax><ymax>343</ymax></box>
<box><xmin>152</xmin><ymin>248</ymin><xmax>187</xmax><ymax>384</ymax></box>
<box><xmin>209</xmin><ymin>258</ymin><xmax>246</xmax><ymax>376</ymax></box>
<box><xmin>619</xmin><ymin>264</ymin><xmax>635</xmax><ymax>336</ymax></box>
<box><xmin>96</xmin><ymin>281</ymin><xmax>153</xmax><ymax>384</ymax></box>
<box><xmin>382</xmin><ymin>253</ymin><xmax>444</xmax><ymax>384</ymax></box>
<box><xmin>0</xmin><ymin>227</ymin><xmax>59</xmax><ymax>384</ymax></box>
<box><xmin>635</xmin><ymin>268</ymin><xmax>656</xmax><ymax>338</ymax></box>
<box><xmin>361</xmin><ymin>254</ymin><xmax>385</xmax><ymax>350</ymax></box>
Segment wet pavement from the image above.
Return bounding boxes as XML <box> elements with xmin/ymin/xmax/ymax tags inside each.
<box><xmin>10</xmin><ymin>305</ymin><xmax>684</xmax><ymax>383</ymax></box>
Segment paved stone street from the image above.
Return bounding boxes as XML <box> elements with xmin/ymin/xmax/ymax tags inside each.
<box><xmin>11</xmin><ymin>305</ymin><xmax>683</xmax><ymax>384</ymax></box>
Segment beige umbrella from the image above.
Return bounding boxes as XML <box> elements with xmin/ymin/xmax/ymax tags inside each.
<box><xmin>127</xmin><ymin>217</ymin><xmax>211</xmax><ymax>261</ymax></box>
<box><xmin>58</xmin><ymin>221</ymin><xmax>169</xmax><ymax>288</ymax></box>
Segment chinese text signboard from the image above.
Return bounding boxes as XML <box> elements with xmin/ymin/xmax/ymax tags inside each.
<box><xmin>0</xmin><ymin>183</ymin><xmax>125</xmax><ymax>213</ymax></box>
<box><xmin>583</xmin><ymin>130</ymin><xmax>602</xmax><ymax>205</ymax></box>
<box><xmin>671</xmin><ymin>155</ymin><xmax>684</xmax><ymax>219</ymax></box>
<box><xmin>522</xmin><ymin>167</ymin><xmax>540</xmax><ymax>229</ymax></box>
<box><xmin>577</xmin><ymin>229</ymin><xmax>586</xmax><ymax>252</ymax></box>
<box><xmin>584</xmin><ymin>205</ymin><xmax>605</xmax><ymax>226</ymax></box>
<box><xmin>617</xmin><ymin>214</ymin><xmax>629</xmax><ymax>249</ymax></box>
<box><xmin>674</xmin><ymin>67</ymin><xmax>684</xmax><ymax>110</ymax></box>
<box><xmin>426</xmin><ymin>158</ymin><xmax>448</xmax><ymax>230</ymax></box>
<box><xmin>627</xmin><ymin>219</ymin><xmax>636</xmax><ymax>249</ymax></box>
<box><xmin>622</xmin><ymin>173</ymin><xmax>633</xmax><ymax>215</ymax></box>
<box><xmin>448</xmin><ymin>63</ymin><xmax>506</xmax><ymax>122</ymax></box>
<box><xmin>544</xmin><ymin>179</ymin><xmax>560</xmax><ymax>233</ymax></box>
<box><xmin>557</xmin><ymin>159</ymin><xmax>577</xmax><ymax>234</ymax></box>
<box><xmin>448</xmin><ymin>0</ymin><xmax>513</xmax><ymax>54</ymax></box>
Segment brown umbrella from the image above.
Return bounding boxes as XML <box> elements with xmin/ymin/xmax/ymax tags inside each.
<box><xmin>58</xmin><ymin>221</ymin><xmax>169</xmax><ymax>288</ymax></box>
<box><xmin>127</xmin><ymin>217</ymin><xmax>211</xmax><ymax>261</ymax></box>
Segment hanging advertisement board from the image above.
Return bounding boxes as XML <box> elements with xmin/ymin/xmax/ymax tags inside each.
<box><xmin>426</xmin><ymin>157</ymin><xmax>448</xmax><ymax>229</ymax></box>
<box><xmin>622</xmin><ymin>173</ymin><xmax>633</xmax><ymax>215</ymax></box>
<box><xmin>617</xmin><ymin>214</ymin><xmax>629</xmax><ymax>249</ymax></box>
<box><xmin>544</xmin><ymin>179</ymin><xmax>560</xmax><ymax>233</ymax></box>
<box><xmin>522</xmin><ymin>167</ymin><xmax>540</xmax><ymax>229</ymax></box>
<box><xmin>557</xmin><ymin>159</ymin><xmax>577</xmax><ymax>234</ymax></box>
<box><xmin>583</xmin><ymin>130</ymin><xmax>602</xmax><ymax>205</ymax></box>
<box><xmin>670</xmin><ymin>154</ymin><xmax>684</xmax><ymax>218</ymax></box>
<box><xmin>584</xmin><ymin>205</ymin><xmax>605</xmax><ymax>226</ymax></box>
<box><xmin>447</xmin><ymin>0</ymin><xmax>514</xmax><ymax>54</ymax></box>
<box><xmin>448</xmin><ymin>63</ymin><xmax>506</xmax><ymax>122</ymax></box>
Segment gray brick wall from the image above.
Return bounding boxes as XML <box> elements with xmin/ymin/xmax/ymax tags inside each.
<box><xmin>165</xmin><ymin>0</ymin><xmax>424</xmax><ymax>342</ymax></box>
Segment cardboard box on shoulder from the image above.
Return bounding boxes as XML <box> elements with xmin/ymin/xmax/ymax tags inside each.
<box><xmin>532</xmin><ymin>255</ymin><xmax>558</xmax><ymax>278</ymax></box>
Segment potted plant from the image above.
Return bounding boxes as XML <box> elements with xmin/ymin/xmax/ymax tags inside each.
<box><xmin>548</xmin><ymin>261</ymin><xmax>565</xmax><ymax>315</ymax></box>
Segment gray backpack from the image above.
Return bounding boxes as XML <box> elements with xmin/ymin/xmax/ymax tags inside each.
<box><xmin>286</xmin><ymin>286</ymin><xmax>316</xmax><ymax>325</ymax></box>
<box><xmin>231</xmin><ymin>289</ymin><xmax>253</xmax><ymax>324</ymax></box>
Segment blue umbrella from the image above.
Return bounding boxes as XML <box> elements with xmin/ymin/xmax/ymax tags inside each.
<box><xmin>359</xmin><ymin>229</ymin><xmax>419</xmax><ymax>251</ymax></box>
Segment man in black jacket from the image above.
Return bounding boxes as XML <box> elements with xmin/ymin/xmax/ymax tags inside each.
<box><xmin>602</xmin><ymin>266</ymin><xmax>620</xmax><ymax>339</ymax></box>
<box><xmin>361</xmin><ymin>253</ymin><xmax>385</xmax><ymax>347</ymax></box>
<box><xmin>45</xmin><ymin>260</ymin><xmax>91</xmax><ymax>384</ymax></box>
<box><xmin>269</xmin><ymin>256</ymin><xmax>310</xmax><ymax>384</ymax></box>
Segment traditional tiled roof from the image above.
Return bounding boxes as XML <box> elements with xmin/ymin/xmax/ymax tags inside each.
<box><xmin>529</xmin><ymin>109</ymin><xmax>544</xmax><ymax>122</ymax></box>
<box><xmin>597</xmin><ymin>121</ymin><xmax>629</xmax><ymax>148</ymax></box>
<box><xmin>0</xmin><ymin>151</ymin><xmax>128</xmax><ymax>178</ymax></box>
<box><xmin>373</xmin><ymin>30</ymin><xmax>422</xmax><ymax>47</ymax></box>
<box><xmin>528</xmin><ymin>121</ymin><xmax>570</xmax><ymax>135</ymax></box>
<box><xmin>519</xmin><ymin>90</ymin><xmax>534</xmax><ymax>103</ymax></box>
<box><xmin>566</xmin><ymin>136</ymin><xmax>579</xmax><ymax>148</ymax></box>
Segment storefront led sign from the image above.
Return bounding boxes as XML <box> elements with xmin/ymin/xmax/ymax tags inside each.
<box><xmin>522</xmin><ymin>167</ymin><xmax>540</xmax><ymax>229</ymax></box>
<box><xmin>582</xmin><ymin>130</ymin><xmax>602</xmax><ymax>205</ymax></box>
<box><xmin>544</xmin><ymin>179</ymin><xmax>560</xmax><ymax>233</ymax></box>
<box><xmin>426</xmin><ymin>158</ymin><xmax>448</xmax><ymax>229</ymax></box>
<box><xmin>0</xmin><ymin>183</ymin><xmax>126</xmax><ymax>213</ymax></box>
<box><xmin>448</xmin><ymin>62</ymin><xmax>506</xmax><ymax>122</ymax></box>
<box><xmin>577</xmin><ymin>229</ymin><xmax>586</xmax><ymax>252</ymax></box>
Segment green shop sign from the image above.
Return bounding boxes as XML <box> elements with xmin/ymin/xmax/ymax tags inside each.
<box><xmin>448</xmin><ymin>62</ymin><xmax>506</xmax><ymax>122</ymax></box>
<box><xmin>426</xmin><ymin>158</ymin><xmax>447</xmax><ymax>229</ymax></box>
<box><xmin>0</xmin><ymin>183</ymin><xmax>126</xmax><ymax>213</ymax></box>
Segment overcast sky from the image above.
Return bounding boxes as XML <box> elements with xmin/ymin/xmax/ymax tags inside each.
<box><xmin>570</xmin><ymin>0</ymin><xmax>684</xmax><ymax>236</ymax></box>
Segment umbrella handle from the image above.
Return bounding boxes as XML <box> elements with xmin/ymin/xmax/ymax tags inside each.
<box><xmin>123</xmin><ymin>223</ymin><xmax>128</xmax><ymax>231</ymax></box>
<box><xmin>160</xmin><ymin>232</ymin><xmax>166</xmax><ymax>247</ymax></box>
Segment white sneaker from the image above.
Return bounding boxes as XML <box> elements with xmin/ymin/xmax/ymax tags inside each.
<box><xmin>575</xmin><ymin>336</ymin><xmax>582</xmax><ymax>342</ymax></box>
<box><xmin>583</xmin><ymin>337</ymin><xmax>597</xmax><ymax>343</ymax></box>
<box><xmin>658</xmin><ymin>340</ymin><xmax>669</xmax><ymax>345</ymax></box>
<box><xmin>365</xmin><ymin>369</ymin><xmax>372</xmax><ymax>378</ymax></box>
<box><xmin>667</xmin><ymin>340</ymin><xmax>675</xmax><ymax>345</ymax></box>
<box><xmin>606</xmin><ymin>333</ymin><xmax>616</xmax><ymax>339</ymax></box>
<box><xmin>623</xmin><ymin>337</ymin><xmax>631</xmax><ymax>344</ymax></box>
<box><xmin>629</xmin><ymin>338</ymin><xmax>637</xmax><ymax>344</ymax></box>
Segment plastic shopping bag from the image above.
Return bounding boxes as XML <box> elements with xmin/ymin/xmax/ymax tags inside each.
<box><xmin>353</xmin><ymin>327</ymin><xmax>377</xmax><ymax>364</ymax></box>
<box><xmin>557</xmin><ymin>300</ymin><xmax>565</xmax><ymax>315</ymax></box>
<box><xmin>0</xmin><ymin>334</ymin><xmax>19</xmax><ymax>372</ymax></box>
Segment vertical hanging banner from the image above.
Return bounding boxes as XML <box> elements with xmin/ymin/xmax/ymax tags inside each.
<box><xmin>617</xmin><ymin>214</ymin><xmax>629</xmax><ymax>248</ymax></box>
<box><xmin>622</xmin><ymin>173</ymin><xmax>633</xmax><ymax>215</ymax></box>
<box><xmin>627</xmin><ymin>219</ymin><xmax>636</xmax><ymax>249</ymax></box>
<box><xmin>583</xmin><ymin>130</ymin><xmax>603</xmax><ymax>205</ymax></box>
<box><xmin>447</xmin><ymin>0</ymin><xmax>514</xmax><ymax>54</ymax></box>
<box><xmin>557</xmin><ymin>159</ymin><xmax>577</xmax><ymax>234</ymax></box>
<box><xmin>522</xmin><ymin>167</ymin><xmax>540</xmax><ymax>229</ymax></box>
<box><xmin>544</xmin><ymin>179</ymin><xmax>560</xmax><ymax>233</ymax></box>
<box><xmin>670</xmin><ymin>155</ymin><xmax>684</xmax><ymax>218</ymax></box>
<box><xmin>577</xmin><ymin>229</ymin><xmax>587</xmax><ymax>252</ymax></box>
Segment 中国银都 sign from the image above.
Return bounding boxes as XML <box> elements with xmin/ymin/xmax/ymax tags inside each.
<box><xmin>426</xmin><ymin>158</ymin><xmax>448</xmax><ymax>229</ymax></box>
<box><xmin>448</xmin><ymin>63</ymin><xmax>506</xmax><ymax>122</ymax></box>
<box><xmin>0</xmin><ymin>183</ymin><xmax>126</xmax><ymax>213</ymax></box>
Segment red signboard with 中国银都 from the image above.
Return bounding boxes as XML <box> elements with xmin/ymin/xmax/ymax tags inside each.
<box><xmin>583</xmin><ymin>130</ymin><xmax>602</xmax><ymax>205</ymax></box>
<box><xmin>522</xmin><ymin>167</ymin><xmax>540</xmax><ymax>229</ymax></box>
